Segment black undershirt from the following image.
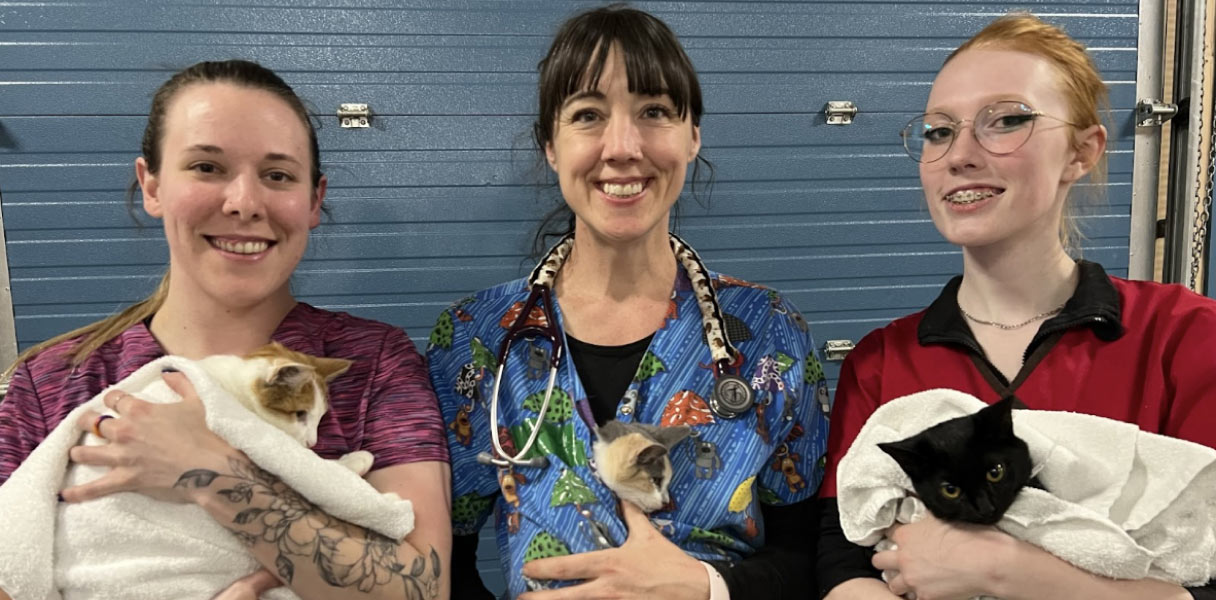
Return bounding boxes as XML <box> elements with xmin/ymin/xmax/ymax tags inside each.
<box><xmin>566</xmin><ymin>333</ymin><xmax>653</xmax><ymax>426</ymax></box>
<box><xmin>450</xmin><ymin>334</ymin><xmax>817</xmax><ymax>599</ymax></box>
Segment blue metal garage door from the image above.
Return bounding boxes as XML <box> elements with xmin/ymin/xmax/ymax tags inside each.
<box><xmin>0</xmin><ymin>0</ymin><xmax>1140</xmax><ymax>593</ymax></box>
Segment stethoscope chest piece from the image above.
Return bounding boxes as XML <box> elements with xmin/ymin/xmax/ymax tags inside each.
<box><xmin>709</xmin><ymin>374</ymin><xmax>754</xmax><ymax>419</ymax></box>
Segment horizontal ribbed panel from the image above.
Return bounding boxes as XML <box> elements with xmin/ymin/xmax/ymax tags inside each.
<box><xmin>0</xmin><ymin>0</ymin><xmax>1141</xmax><ymax>366</ymax></box>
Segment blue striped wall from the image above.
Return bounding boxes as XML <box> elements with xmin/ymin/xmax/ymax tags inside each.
<box><xmin>0</xmin><ymin>0</ymin><xmax>1140</xmax><ymax>355</ymax></box>
<box><xmin>0</xmin><ymin>0</ymin><xmax>1141</xmax><ymax>592</ymax></box>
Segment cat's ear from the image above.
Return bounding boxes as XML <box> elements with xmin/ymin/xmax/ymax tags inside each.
<box><xmin>976</xmin><ymin>396</ymin><xmax>1016</xmax><ymax>435</ymax></box>
<box><xmin>597</xmin><ymin>420</ymin><xmax>628</xmax><ymax>442</ymax></box>
<box><xmin>312</xmin><ymin>357</ymin><xmax>353</xmax><ymax>382</ymax></box>
<box><xmin>636</xmin><ymin>444</ymin><xmax>668</xmax><ymax>468</ymax></box>
<box><xmin>653</xmin><ymin>425</ymin><xmax>692</xmax><ymax>449</ymax></box>
<box><xmin>878</xmin><ymin>439</ymin><xmax>926</xmax><ymax>479</ymax></box>
<box><xmin>269</xmin><ymin>363</ymin><xmax>312</xmax><ymax>391</ymax></box>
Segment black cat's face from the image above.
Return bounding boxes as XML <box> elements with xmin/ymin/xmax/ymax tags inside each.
<box><xmin>878</xmin><ymin>397</ymin><xmax>1033</xmax><ymax>525</ymax></box>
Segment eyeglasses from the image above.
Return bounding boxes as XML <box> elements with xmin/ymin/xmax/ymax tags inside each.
<box><xmin>900</xmin><ymin>100</ymin><xmax>1077</xmax><ymax>163</ymax></box>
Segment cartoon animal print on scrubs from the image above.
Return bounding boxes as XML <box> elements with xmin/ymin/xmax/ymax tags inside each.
<box><xmin>527</xmin><ymin>341</ymin><xmax>550</xmax><ymax>380</ymax></box>
<box><xmin>663</xmin><ymin>290</ymin><xmax>680</xmax><ymax>325</ymax></box>
<box><xmin>429</xmin><ymin>310</ymin><xmax>455</xmax><ymax>350</ymax></box>
<box><xmin>496</xmin><ymin>425</ymin><xmax>518</xmax><ymax>458</ymax></box>
<box><xmin>727</xmin><ymin>476</ymin><xmax>759</xmax><ymax>539</ymax></box>
<box><xmin>660</xmin><ymin>390</ymin><xmax>716</xmax><ymax>427</ymax></box>
<box><xmin>751</xmin><ymin>356</ymin><xmax>785</xmax><ymax>443</ymax></box>
<box><xmin>804</xmin><ymin>351</ymin><xmax>829</xmax><ymax>415</ymax></box>
<box><xmin>804</xmin><ymin>351</ymin><xmax>825</xmax><ymax>385</ymax></box>
<box><xmin>452</xmin><ymin>492</ymin><xmax>494</xmax><ymax>535</ymax></box>
<box><xmin>521</xmin><ymin>531</ymin><xmax>570</xmax><ymax>591</ymax></box>
<box><xmin>470</xmin><ymin>337</ymin><xmax>498</xmax><ymax>372</ymax></box>
<box><xmin>592</xmin><ymin>421</ymin><xmax>691</xmax><ymax>513</ymax></box>
<box><xmin>549</xmin><ymin>468</ymin><xmax>597</xmax><ymax>509</ymax></box>
<box><xmin>878</xmin><ymin>397</ymin><xmax>1038</xmax><ymax>525</ymax></box>
<box><xmin>522</xmin><ymin>388</ymin><xmax>574</xmax><ymax>423</ymax></box>
<box><xmin>454</xmin><ymin>363</ymin><xmax>483</xmax><ymax>406</ymax></box>
<box><xmin>691</xmin><ymin>436</ymin><xmax>722</xmax><ymax>480</ymax></box>
<box><xmin>634</xmin><ymin>351</ymin><xmax>666</xmax><ymax>382</ymax></box>
<box><xmin>499</xmin><ymin>469</ymin><xmax>528</xmax><ymax>533</ymax></box>
<box><xmin>771</xmin><ymin>443</ymin><xmax>806</xmax><ymax>494</ymax></box>
<box><xmin>500</xmin><ymin>301</ymin><xmax>549</xmax><ymax>330</ymax></box>
<box><xmin>449</xmin><ymin>404</ymin><xmax>473</xmax><ymax>446</ymax></box>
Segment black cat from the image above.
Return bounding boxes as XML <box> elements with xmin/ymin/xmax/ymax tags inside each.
<box><xmin>878</xmin><ymin>396</ymin><xmax>1039</xmax><ymax>525</ymax></box>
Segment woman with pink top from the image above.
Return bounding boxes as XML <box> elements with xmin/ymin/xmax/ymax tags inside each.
<box><xmin>0</xmin><ymin>60</ymin><xmax>451</xmax><ymax>600</ymax></box>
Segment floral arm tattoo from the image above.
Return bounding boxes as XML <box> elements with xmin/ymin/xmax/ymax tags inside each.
<box><xmin>176</xmin><ymin>456</ymin><xmax>441</xmax><ymax>599</ymax></box>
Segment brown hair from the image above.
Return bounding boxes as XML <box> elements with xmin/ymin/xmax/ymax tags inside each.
<box><xmin>3</xmin><ymin>60</ymin><xmax>320</xmax><ymax>381</ymax></box>
<box><xmin>530</xmin><ymin>3</ymin><xmax>712</xmax><ymax>255</ymax></box>
<box><xmin>947</xmin><ymin>13</ymin><xmax>1109</xmax><ymax>250</ymax></box>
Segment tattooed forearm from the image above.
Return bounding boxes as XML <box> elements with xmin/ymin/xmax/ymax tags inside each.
<box><xmin>175</xmin><ymin>458</ymin><xmax>442</xmax><ymax>599</ymax></box>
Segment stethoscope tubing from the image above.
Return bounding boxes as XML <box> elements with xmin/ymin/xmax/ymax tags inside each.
<box><xmin>488</xmin><ymin>356</ymin><xmax>560</xmax><ymax>467</ymax></box>
<box><xmin>480</xmin><ymin>233</ymin><xmax>748</xmax><ymax>469</ymax></box>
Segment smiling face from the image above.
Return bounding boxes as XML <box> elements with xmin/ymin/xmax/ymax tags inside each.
<box><xmin>544</xmin><ymin>45</ymin><xmax>701</xmax><ymax>246</ymax></box>
<box><xmin>919</xmin><ymin>48</ymin><xmax>1103</xmax><ymax>252</ymax></box>
<box><xmin>137</xmin><ymin>82</ymin><xmax>325</xmax><ymax>310</ymax></box>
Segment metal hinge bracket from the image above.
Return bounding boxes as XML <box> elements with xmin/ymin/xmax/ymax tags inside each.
<box><xmin>823</xmin><ymin>101</ymin><xmax>858</xmax><ymax>125</ymax></box>
<box><xmin>824</xmin><ymin>339</ymin><xmax>856</xmax><ymax>361</ymax></box>
<box><xmin>338</xmin><ymin>103</ymin><xmax>371</xmax><ymax>128</ymax></box>
<box><xmin>1136</xmin><ymin>99</ymin><xmax>1177</xmax><ymax>127</ymax></box>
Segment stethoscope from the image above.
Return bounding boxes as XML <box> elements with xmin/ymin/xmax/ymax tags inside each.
<box><xmin>476</xmin><ymin>233</ymin><xmax>754</xmax><ymax>469</ymax></box>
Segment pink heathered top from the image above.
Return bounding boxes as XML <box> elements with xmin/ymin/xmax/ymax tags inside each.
<box><xmin>0</xmin><ymin>302</ymin><xmax>449</xmax><ymax>483</ymax></box>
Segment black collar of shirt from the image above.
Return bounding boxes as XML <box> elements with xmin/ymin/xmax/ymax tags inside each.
<box><xmin>918</xmin><ymin>259</ymin><xmax>1125</xmax><ymax>355</ymax></box>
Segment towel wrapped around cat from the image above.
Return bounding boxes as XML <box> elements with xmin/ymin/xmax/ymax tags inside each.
<box><xmin>837</xmin><ymin>388</ymin><xmax>1216</xmax><ymax>588</ymax></box>
<box><xmin>0</xmin><ymin>355</ymin><xmax>415</xmax><ymax>600</ymax></box>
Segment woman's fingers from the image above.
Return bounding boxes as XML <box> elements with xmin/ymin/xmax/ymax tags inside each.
<box><xmin>61</xmin><ymin>469</ymin><xmax>133</xmax><ymax>503</ymax></box>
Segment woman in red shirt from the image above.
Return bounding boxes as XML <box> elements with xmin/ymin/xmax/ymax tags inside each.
<box><xmin>816</xmin><ymin>13</ymin><xmax>1216</xmax><ymax>600</ymax></box>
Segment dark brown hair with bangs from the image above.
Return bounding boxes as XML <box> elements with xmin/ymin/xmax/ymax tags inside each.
<box><xmin>530</xmin><ymin>3</ymin><xmax>712</xmax><ymax>255</ymax></box>
<box><xmin>533</xmin><ymin>3</ymin><xmax>703</xmax><ymax>149</ymax></box>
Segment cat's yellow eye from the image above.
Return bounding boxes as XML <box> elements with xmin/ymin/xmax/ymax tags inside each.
<box><xmin>987</xmin><ymin>464</ymin><xmax>1006</xmax><ymax>483</ymax></box>
<box><xmin>939</xmin><ymin>482</ymin><xmax>961</xmax><ymax>499</ymax></box>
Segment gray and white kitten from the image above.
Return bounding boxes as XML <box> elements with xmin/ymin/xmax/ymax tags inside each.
<box><xmin>592</xmin><ymin>421</ymin><xmax>691</xmax><ymax>513</ymax></box>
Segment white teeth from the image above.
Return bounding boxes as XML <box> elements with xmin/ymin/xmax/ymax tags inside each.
<box><xmin>946</xmin><ymin>189</ymin><xmax>999</xmax><ymax>204</ymax></box>
<box><xmin>602</xmin><ymin>181</ymin><xmax>644</xmax><ymax>197</ymax></box>
<box><xmin>212</xmin><ymin>239</ymin><xmax>269</xmax><ymax>255</ymax></box>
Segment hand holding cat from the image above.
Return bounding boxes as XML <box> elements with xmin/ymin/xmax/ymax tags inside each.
<box><xmin>872</xmin><ymin>513</ymin><xmax>1014</xmax><ymax>600</ymax></box>
<box><xmin>63</xmin><ymin>372</ymin><xmax>236</xmax><ymax>504</ymax></box>
<box><xmin>518</xmin><ymin>500</ymin><xmax>710</xmax><ymax>600</ymax></box>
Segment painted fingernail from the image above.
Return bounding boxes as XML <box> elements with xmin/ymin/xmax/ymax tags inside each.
<box><xmin>57</xmin><ymin>493</ymin><xmax>65</xmax><ymax>502</ymax></box>
<box><xmin>161</xmin><ymin>367</ymin><xmax>179</xmax><ymax>373</ymax></box>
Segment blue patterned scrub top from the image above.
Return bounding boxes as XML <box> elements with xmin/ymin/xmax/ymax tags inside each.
<box><xmin>427</xmin><ymin>265</ymin><xmax>829</xmax><ymax>598</ymax></box>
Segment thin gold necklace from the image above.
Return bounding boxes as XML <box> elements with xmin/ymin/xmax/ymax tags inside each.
<box><xmin>958</xmin><ymin>303</ymin><xmax>1066</xmax><ymax>330</ymax></box>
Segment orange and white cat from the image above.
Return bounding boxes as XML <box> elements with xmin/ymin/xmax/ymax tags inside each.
<box><xmin>193</xmin><ymin>342</ymin><xmax>373</xmax><ymax>473</ymax></box>
<box><xmin>76</xmin><ymin>341</ymin><xmax>373</xmax><ymax>475</ymax></box>
<box><xmin>41</xmin><ymin>343</ymin><xmax>394</xmax><ymax>600</ymax></box>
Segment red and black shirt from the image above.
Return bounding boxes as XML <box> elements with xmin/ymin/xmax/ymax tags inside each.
<box><xmin>817</xmin><ymin>261</ymin><xmax>1216</xmax><ymax>598</ymax></box>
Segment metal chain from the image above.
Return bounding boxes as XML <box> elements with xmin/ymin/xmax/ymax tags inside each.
<box><xmin>1188</xmin><ymin>11</ymin><xmax>1213</xmax><ymax>293</ymax></box>
<box><xmin>959</xmin><ymin>303</ymin><xmax>1066</xmax><ymax>330</ymax></box>
<box><xmin>1192</xmin><ymin>105</ymin><xmax>1215</xmax><ymax>292</ymax></box>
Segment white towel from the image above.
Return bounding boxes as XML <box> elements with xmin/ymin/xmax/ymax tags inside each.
<box><xmin>837</xmin><ymin>388</ymin><xmax>1216</xmax><ymax>588</ymax></box>
<box><xmin>0</xmin><ymin>355</ymin><xmax>415</xmax><ymax>600</ymax></box>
